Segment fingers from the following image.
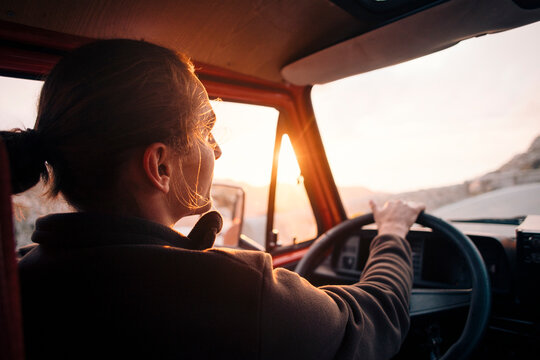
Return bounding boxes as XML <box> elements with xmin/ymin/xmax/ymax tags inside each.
<box><xmin>369</xmin><ymin>199</ymin><xmax>426</xmax><ymax>238</ymax></box>
<box><xmin>405</xmin><ymin>200</ymin><xmax>426</xmax><ymax>213</ymax></box>
<box><xmin>370</xmin><ymin>199</ymin><xmax>425</xmax><ymax>214</ymax></box>
<box><xmin>368</xmin><ymin>199</ymin><xmax>378</xmax><ymax>214</ymax></box>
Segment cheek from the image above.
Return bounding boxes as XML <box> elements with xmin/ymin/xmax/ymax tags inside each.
<box><xmin>200</xmin><ymin>145</ymin><xmax>215</xmax><ymax>187</ymax></box>
<box><xmin>181</xmin><ymin>143</ymin><xmax>215</xmax><ymax>192</ymax></box>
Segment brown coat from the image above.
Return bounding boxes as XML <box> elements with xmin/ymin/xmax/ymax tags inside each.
<box><xmin>19</xmin><ymin>212</ymin><xmax>412</xmax><ymax>359</ymax></box>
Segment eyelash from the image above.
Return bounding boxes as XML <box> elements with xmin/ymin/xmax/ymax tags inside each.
<box><xmin>210</xmin><ymin>134</ymin><xmax>218</xmax><ymax>145</ymax></box>
<box><xmin>203</xmin><ymin>132</ymin><xmax>218</xmax><ymax>149</ymax></box>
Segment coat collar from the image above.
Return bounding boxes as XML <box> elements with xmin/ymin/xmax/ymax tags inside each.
<box><xmin>32</xmin><ymin>211</ymin><xmax>222</xmax><ymax>251</ymax></box>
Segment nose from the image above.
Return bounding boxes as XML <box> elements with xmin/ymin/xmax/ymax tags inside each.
<box><xmin>214</xmin><ymin>142</ymin><xmax>222</xmax><ymax>160</ymax></box>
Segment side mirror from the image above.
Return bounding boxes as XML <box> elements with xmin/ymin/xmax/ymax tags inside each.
<box><xmin>210</xmin><ymin>183</ymin><xmax>245</xmax><ymax>247</ymax></box>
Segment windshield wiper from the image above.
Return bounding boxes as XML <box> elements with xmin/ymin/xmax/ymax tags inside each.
<box><xmin>448</xmin><ymin>216</ymin><xmax>526</xmax><ymax>226</ymax></box>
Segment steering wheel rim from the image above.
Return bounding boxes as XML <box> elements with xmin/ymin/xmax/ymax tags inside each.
<box><xmin>295</xmin><ymin>213</ymin><xmax>491</xmax><ymax>360</ymax></box>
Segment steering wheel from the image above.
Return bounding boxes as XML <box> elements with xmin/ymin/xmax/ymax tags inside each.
<box><xmin>295</xmin><ymin>213</ymin><xmax>490</xmax><ymax>360</ymax></box>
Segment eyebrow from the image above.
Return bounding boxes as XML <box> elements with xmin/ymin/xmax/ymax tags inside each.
<box><xmin>199</xmin><ymin>108</ymin><xmax>216</xmax><ymax>135</ymax></box>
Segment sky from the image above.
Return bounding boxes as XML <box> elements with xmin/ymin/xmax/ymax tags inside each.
<box><xmin>1</xmin><ymin>21</ymin><xmax>539</xmax><ymax>194</ymax></box>
<box><xmin>312</xmin><ymin>21</ymin><xmax>540</xmax><ymax>192</ymax></box>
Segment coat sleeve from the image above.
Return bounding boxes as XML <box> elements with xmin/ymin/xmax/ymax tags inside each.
<box><xmin>259</xmin><ymin>234</ymin><xmax>413</xmax><ymax>360</ymax></box>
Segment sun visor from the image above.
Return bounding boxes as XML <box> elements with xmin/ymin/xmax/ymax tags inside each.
<box><xmin>281</xmin><ymin>0</ymin><xmax>540</xmax><ymax>85</ymax></box>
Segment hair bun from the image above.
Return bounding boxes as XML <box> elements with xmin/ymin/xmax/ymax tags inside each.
<box><xmin>0</xmin><ymin>129</ymin><xmax>47</xmax><ymax>194</ymax></box>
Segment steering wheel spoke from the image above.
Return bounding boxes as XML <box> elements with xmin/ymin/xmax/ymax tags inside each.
<box><xmin>410</xmin><ymin>288</ymin><xmax>471</xmax><ymax>317</ymax></box>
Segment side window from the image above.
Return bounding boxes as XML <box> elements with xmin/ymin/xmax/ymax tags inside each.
<box><xmin>175</xmin><ymin>101</ymin><xmax>279</xmax><ymax>248</ymax></box>
<box><xmin>272</xmin><ymin>134</ymin><xmax>317</xmax><ymax>246</ymax></box>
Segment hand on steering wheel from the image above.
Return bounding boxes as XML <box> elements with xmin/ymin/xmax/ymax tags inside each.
<box><xmin>369</xmin><ymin>200</ymin><xmax>425</xmax><ymax>238</ymax></box>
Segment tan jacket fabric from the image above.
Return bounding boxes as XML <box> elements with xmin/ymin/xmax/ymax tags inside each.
<box><xmin>19</xmin><ymin>212</ymin><xmax>413</xmax><ymax>360</ymax></box>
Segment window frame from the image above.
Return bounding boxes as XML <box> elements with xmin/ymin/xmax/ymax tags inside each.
<box><xmin>203</xmin><ymin>83</ymin><xmax>333</xmax><ymax>258</ymax></box>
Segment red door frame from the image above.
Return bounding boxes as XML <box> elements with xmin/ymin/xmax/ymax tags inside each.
<box><xmin>0</xmin><ymin>20</ymin><xmax>347</xmax><ymax>266</ymax></box>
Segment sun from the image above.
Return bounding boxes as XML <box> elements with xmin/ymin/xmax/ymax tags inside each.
<box><xmin>277</xmin><ymin>134</ymin><xmax>302</xmax><ymax>185</ymax></box>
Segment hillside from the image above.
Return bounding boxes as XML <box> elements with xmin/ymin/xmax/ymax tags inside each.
<box><xmin>498</xmin><ymin>136</ymin><xmax>540</xmax><ymax>172</ymax></box>
<box><xmin>467</xmin><ymin>135</ymin><xmax>540</xmax><ymax>195</ymax></box>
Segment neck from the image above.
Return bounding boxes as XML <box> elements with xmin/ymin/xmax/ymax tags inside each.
<box><xmin>83</xmin><ymin>193</ymin><xmax>179</xmax><ymax>228</ymax></box>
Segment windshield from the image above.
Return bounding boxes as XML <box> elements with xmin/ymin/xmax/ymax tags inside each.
<box><xmin>312</xmin><ymin>21</ymin><xmax>540</xmax><ymax>221</ymax></box>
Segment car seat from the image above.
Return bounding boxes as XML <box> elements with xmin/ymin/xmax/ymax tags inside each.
<box><xmin>0</xmin><ymin>138</ymin><xmax>25</xmax><ymax>359</ymax></box>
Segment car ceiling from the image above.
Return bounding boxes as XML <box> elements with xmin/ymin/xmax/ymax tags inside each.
<box><xmin>0</xmin><ymin>0</ymin><xmax>539</xmax><ymax>85</ymax></box>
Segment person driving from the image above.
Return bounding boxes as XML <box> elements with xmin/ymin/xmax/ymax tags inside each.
<box><xmin>3</xmin><ymin>40</ymin><xmax>424</xmax><ymax>360</ymax></box>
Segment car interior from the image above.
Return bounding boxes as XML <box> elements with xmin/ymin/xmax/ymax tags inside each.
<box><xmin>1</xmin><ymin>0</ymin><xmax>540</xmax><ymax>359</ymax></box>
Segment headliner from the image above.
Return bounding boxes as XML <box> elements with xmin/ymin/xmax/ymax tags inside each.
<box><xmin>0</xmin><ymin>0</ymin><xmax>539</xmax><ymax>84</ymax></box>
<box><xmin>0</xmin><ymin>0</ymin><xmax>365</xmax><ymax>83</ymax></box>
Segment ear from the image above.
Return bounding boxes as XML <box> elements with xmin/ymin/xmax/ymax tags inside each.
<box><xmin>142</xmin><ymin>143</ymin><xmax>172</xmax><ymax>193</ymax></box>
